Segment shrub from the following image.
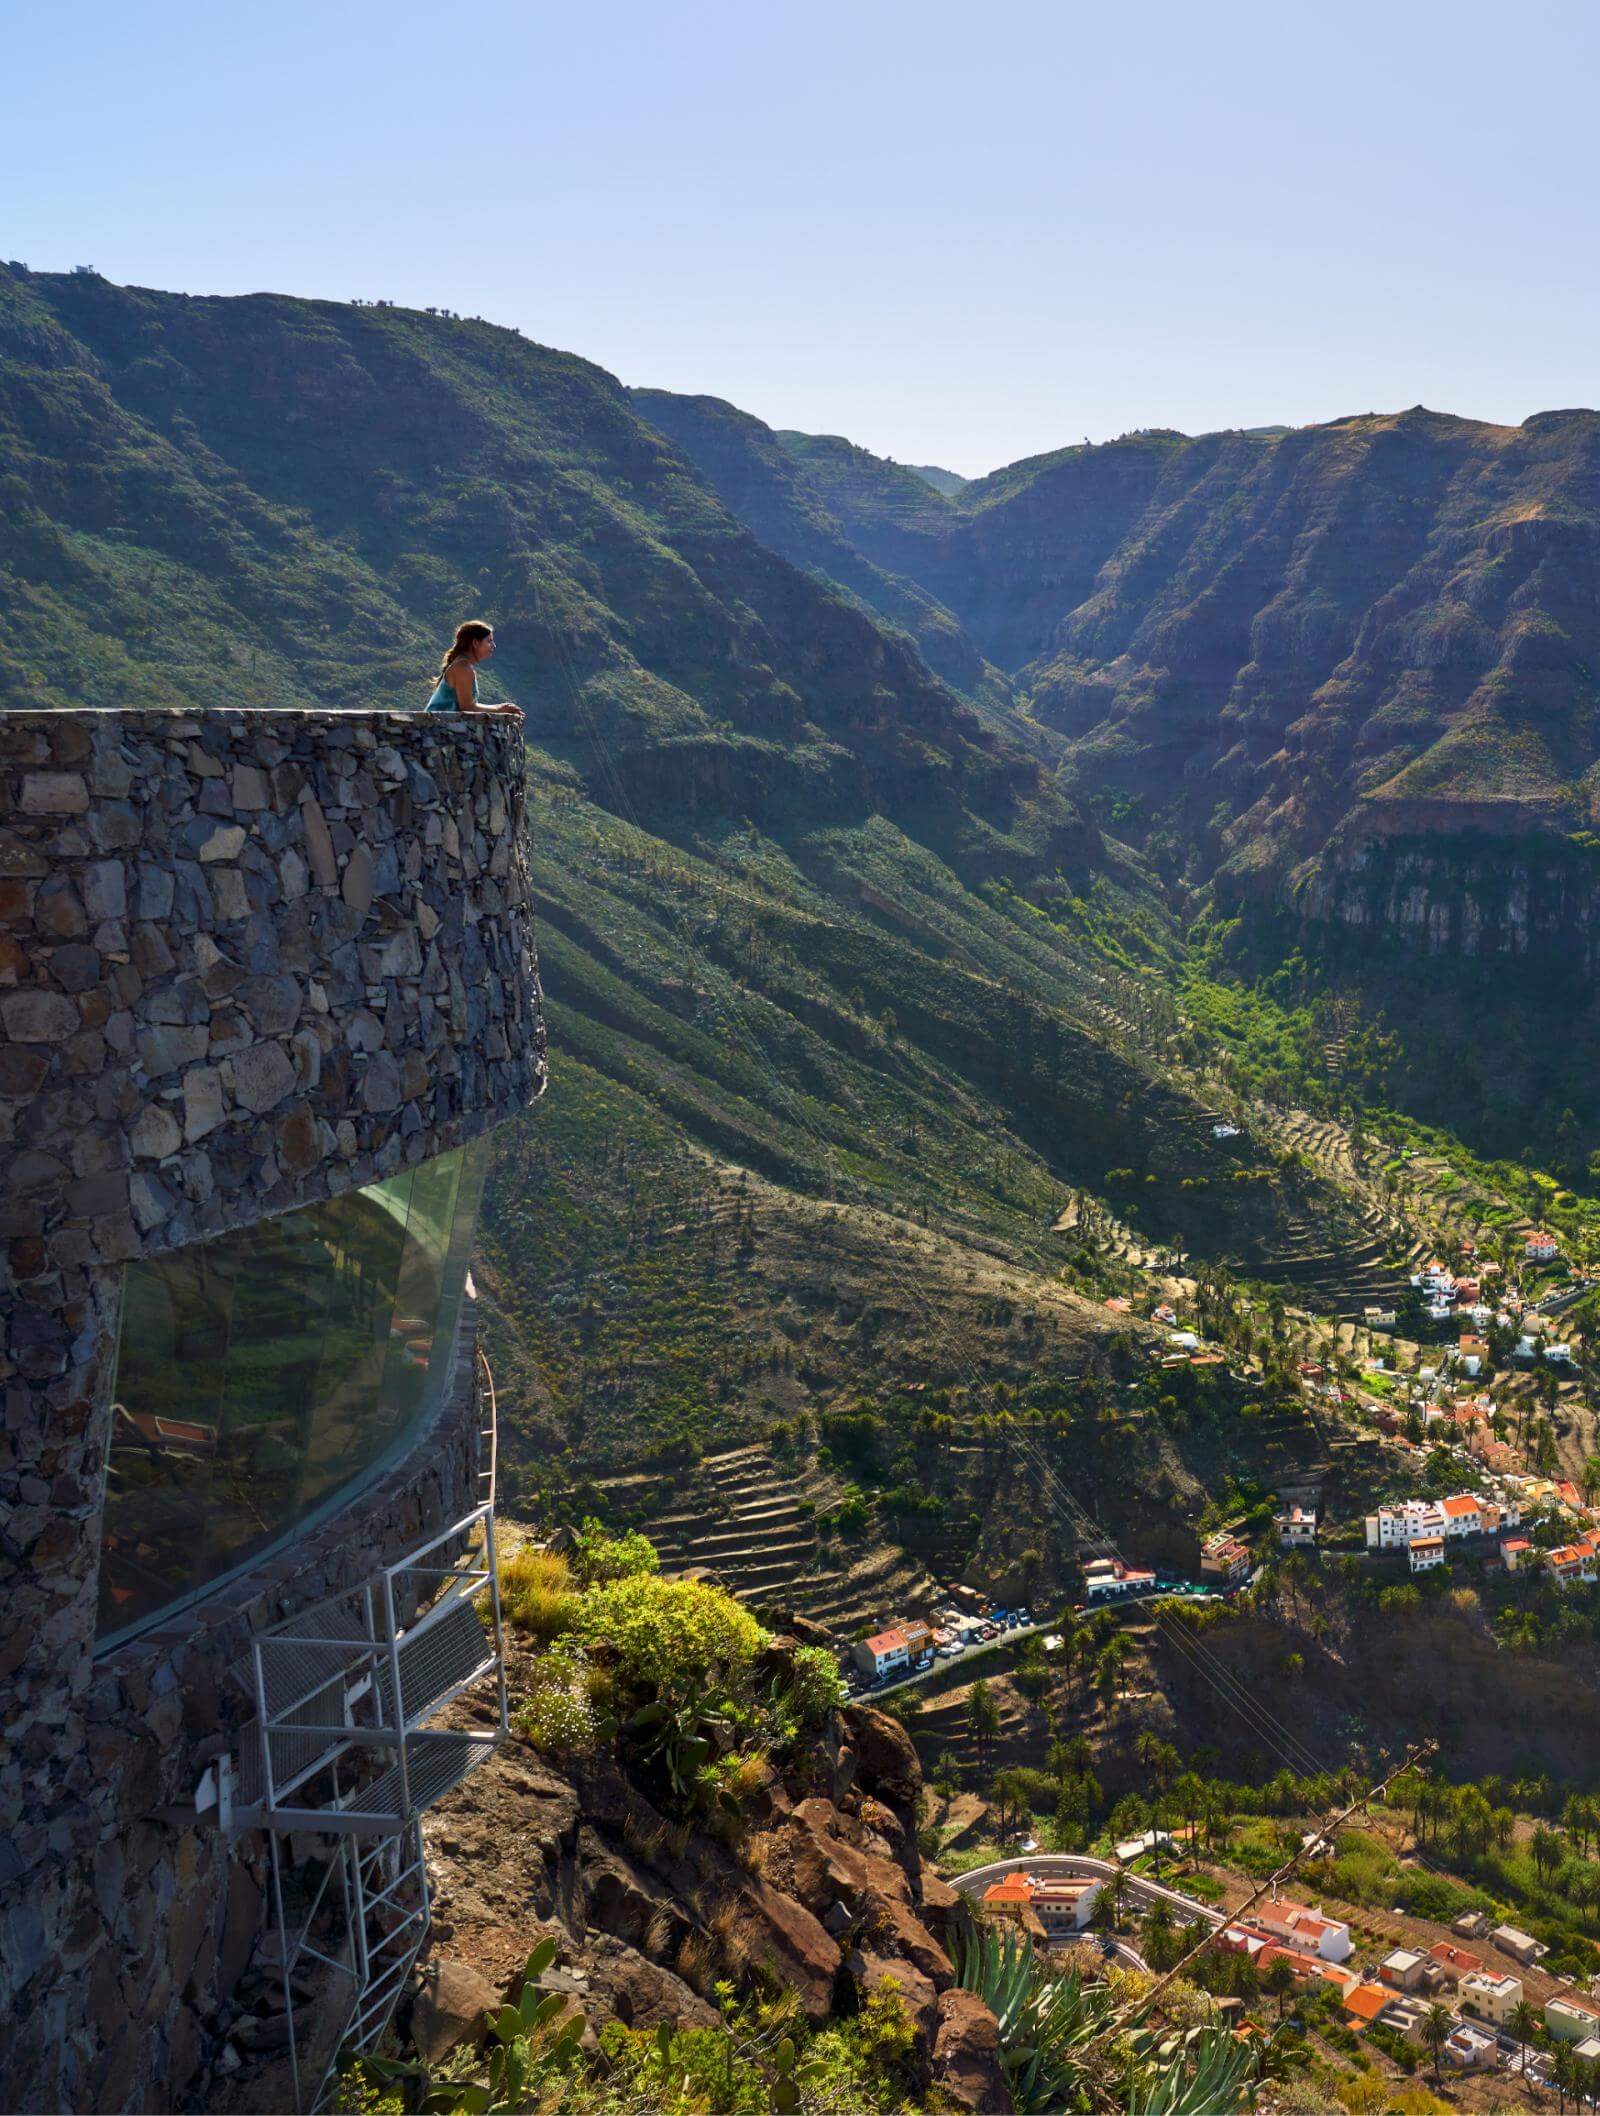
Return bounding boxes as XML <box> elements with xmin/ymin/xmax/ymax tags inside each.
<box><xmin>570</xmin><ymin>1574</ymin><xmax>770</xmax><ymax>1700</ymax></box>
<box><xmin>516</xmin><ymin>1639</ymin><xmax>600</xmax><ymax>1756</ymax></box>
<box><xmin>787</xmin><ymin>1643</ymin><xmax>846</xmax><ymax>1723</ymax></box>
<box><xmin>571</xmin><ymin>1517</ymin><xmax>660</xmax><ymax>1586</ymax></box>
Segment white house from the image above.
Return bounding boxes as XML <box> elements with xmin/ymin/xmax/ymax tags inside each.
<box><xmin>1275</xmin><ymin>1504</ymin><xmax>1318</xmax><ymax>1548</ymax></box>
<box><xmin>1030</xmin><ymin>1877</ymin><xmax>1102</xmax><ymax>1933</ymax></box>
<box><xmin>1547</xmin><ymin>1995</ymin><xmax>1600</xmax><ymax>2045</ymax></box>
<box><xmin>853</xmin><ymin>1627</ymin><xmax>910</xmax><ymax>1681</ymax></box>
<box><xmin>1367</xmin><ymin>1501</ymin><xmax>1447</xmax><ymax>1549</ymax></box>
<box><xmin>1526</xmin><ymin>1231</ymin><xmax>1560</xmax><ymax>1263</ymax></box>
<box><xmin>1441</xmin><ymin>1494</ymin><xmax>1482</xmax><ymax>1537</ymax></box>
<box><xmin>1443</xmin><ymin>2022</ymin><xmax>1498</xmax><ymax>2071</ymax></box>
<box><xmin>1409</xmin><ymin>1535</ymin><xmax>1446</xmax><ymax>1573</ymax></box>
<box><xmin>1252</xmin><ymin>1898</ymin><xmax>1353</xmax><ymax>1964</ymax></box>
<box><xmin>1085</xmin><ymin>1558</ymin><xmax>1156</xmax><ymax>1602</ymax></box>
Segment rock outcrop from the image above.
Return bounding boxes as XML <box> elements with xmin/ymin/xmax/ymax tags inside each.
<box><xmin>418</xmin><ymin>1676</ymin><xmax>997</xmax><ymax>2100</ymax></box>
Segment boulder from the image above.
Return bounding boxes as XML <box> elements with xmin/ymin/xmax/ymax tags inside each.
<box><xmin>857</xmin><ymin>1950</ymin><xmax>940</xmax><ymax>2063</ymax></box>
<box><xmin>933</xmin><ymin>1988</ymin><xmax>1014</xmax><ymax>2114</ymax></box>
<box><xmin>578</xmin><ymin>1829</ymin><xmax>680</xmax><ymax>1951</ymax></box>
<box><xmin>579</xmin><ymin>1933</ymin><xmax>719</xmax><ymax>2034</ymax></box>
<box><xmin>840</xmin><ymin>1705</ymin><xmax>920</xmax><ymax>1813</ymax></box>
<box><xmin>916</xmin><ymin>1869</ymin><xmax>964</xmax><ymax>1941</ymax></box>
<box><xmin>871</xmin><ymin>1895</ymin><xmax>955</xmax><ymax>1990</ymax></box>
<box><xmin>726</xmin><ymin>1879</ymin><xmax>842</xmax><ymax>2022</ymax></box>
<box><xmin>409</xmin><ymin>1957</ymin><xmax>499</xmax><ymax>2066</ymax></box>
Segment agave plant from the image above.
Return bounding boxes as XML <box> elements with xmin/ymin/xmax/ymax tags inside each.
<box><xmin>1124</xmin><ymin>2021</ymin><xmax>1259</xmax><ymax>2116</ymax></box>
<box><xmin>955</xmin><ymin>1920</ymin><xmax>1259</xmax><ymax>2116</ymax></box>
<box><xmin>953</xmin><ymin>1919</ymin><xmax>1117</xmax><ymax>2111</ymax></box>
<box><xmin>353</xmin><ymin>1937</ymin><xmax>586</xmax><ymax>2115</ymax></box>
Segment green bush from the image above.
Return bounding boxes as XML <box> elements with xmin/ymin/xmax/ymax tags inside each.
<box><xmin>571</xmin><ymin>1517</ymin><xmax>661</xmax><ymax>1586</ymax></box>
<box><xmin>788</xmin><ymin>1643</ymin><xmax>847</xmax><ymax>1723</ymax></box>
<box><xmin>569</xmin><ymin>1573</ymin><xmax>770</xmax><ymax>1700</ymax></box>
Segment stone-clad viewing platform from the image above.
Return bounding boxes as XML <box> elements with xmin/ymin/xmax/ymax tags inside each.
<box><xmin>0</xmin><ymin>709</ymin><xmax>544</xmax><ymax>2112</ymax></box>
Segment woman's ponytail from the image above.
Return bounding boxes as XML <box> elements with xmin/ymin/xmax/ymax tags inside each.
<box><xmin>440</xmin><ymin>620</ymin><xmax>493</xmax><ymax>674</ymax></box>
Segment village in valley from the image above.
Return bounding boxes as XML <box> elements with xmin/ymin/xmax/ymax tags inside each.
<box><xmin>819</xmin><ymin>1129</ymin><xmax>1600</xmax><ymax>2108</ymax></box>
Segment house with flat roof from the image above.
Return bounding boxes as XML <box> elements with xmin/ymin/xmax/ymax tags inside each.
<box><xmin>1409</xmin><ymin>1535</ymin><xmax>1446</xmax><ymax>1573</ymax></box>
<box><xmin>1547</xmin><ymin>1994</ymin><xmax>1600</xmax><ymax>2044</ymax></box>
<box><xmin>1459</xmin><ymin>1971</ymin><xmax>1523</xmax><ymax>2026</ymax></box>
<box><xmin>1200</xmin><ymin>1531</ymin><xmax>1252</xmax><ymax>1585</ymax></box>
<box><xmin>1379</xmin><ymin>1948</ymin><xmax>1428</xmax><ymax>1992</ymax></box>
<box><xmin>1493</xmin><ymin>1924</ymin><xmax>1546</xmax><ymax>1966</ymax></box>
<box><xmin>1443</xmin><ymin>2022</ymin><xmax>1499</xmax><ymax>2070</ymax></box>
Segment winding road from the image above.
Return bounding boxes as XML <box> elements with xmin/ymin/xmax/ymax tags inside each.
<box><xmin>951</xmin><ymin>1852</ymin><xmax>1228</xmax><ymax>1973</ymax></box>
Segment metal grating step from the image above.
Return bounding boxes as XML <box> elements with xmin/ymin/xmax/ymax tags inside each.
<box><xmin>341</xmin><ymin>1729</ymin><xmax>495</xmax><ymax>1830</ymax></box>
<box><xmin>374</xmin><ymin>1596</ymin><xmax>495</xmax><ymax>1727</ymax></box>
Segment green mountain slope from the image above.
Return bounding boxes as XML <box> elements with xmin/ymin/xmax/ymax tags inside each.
<box><xmin>630</xmin><ymin>388</ymin><xmax>1008</xmax><ymax>717</ymax></box>
<box><xmin>0</xmin><ymin>266</ymin><xmax>1366</xmax><ymax>1487</ymax></box>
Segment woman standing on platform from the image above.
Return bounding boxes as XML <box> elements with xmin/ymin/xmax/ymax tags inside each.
<box><xmin>424</xmin><ymin>621</ymin><xmax>522</xmax><ymax>717</ymax></box>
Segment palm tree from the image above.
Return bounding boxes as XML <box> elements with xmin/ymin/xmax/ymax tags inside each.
<box><xmin>1533</xmin><ymin>1823</ymin><xmax>1564</xmax><ymax>1883</ymax></box>
<box><xmin>966</xmin><ymin>1678</ymin><xmax>1000</xmax><ymax>1772</ymax></box>
<box><xmin>1509</xmin><ymin>1998</ymin><xmax>1540</xmax><ymax>2072</ymax></box>
<box><xmin>1262</xmin><ymin>1958</ymin><xmax>1297</xmax><ymax>2021</ymax></box>
<box><xmin>1419</xmin><ymin>2001</ymin><xmax>1453</xmax><ymax>2081</ymax></box>
<box><xmin>1553</xmin><ymin>2039</ymin><xmax>1576</xmax><ymax>2115</ymax></box>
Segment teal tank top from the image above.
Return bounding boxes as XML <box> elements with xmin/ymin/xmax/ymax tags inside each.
<box><xmin>425</xmin><ymin>664</ymin><xmax>478</xmax><ymax>712</ymax></box>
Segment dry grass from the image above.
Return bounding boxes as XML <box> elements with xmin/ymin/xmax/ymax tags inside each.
<box><xmin>708</xmin><ymin>1897</ymin><xmax>756</xmax><ymax>1975</ymax></box>
<box><xmin>500</xmin><ymin>1547</ymin><xmax>575</xmax><ymax>1643</ymax></box>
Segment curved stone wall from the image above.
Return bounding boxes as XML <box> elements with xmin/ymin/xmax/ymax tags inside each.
<box><xmin>0</xmin><ymin>707</ymin><xmax>542</xmax><ymax>1264</ymax></box>
<box><xmin>0</xmin><ymin>709</ymin><xmax>544</xmax><ymax>2110</ymax></box>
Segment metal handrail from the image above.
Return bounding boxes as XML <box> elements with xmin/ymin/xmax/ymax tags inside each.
<box><xmin>476</xmin><ymin>1343</ymin><xmax>498</xmax><ymax>1508</ymax></box>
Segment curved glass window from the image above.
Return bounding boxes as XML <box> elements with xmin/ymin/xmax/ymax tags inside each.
<box><xmin>95</xmin><ymin>1137</ymin><xmax>487</xmax><ymax>1648</ymax></box>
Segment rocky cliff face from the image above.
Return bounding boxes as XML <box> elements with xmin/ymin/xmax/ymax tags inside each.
<box><xmin>1289</xmin><ymin>824</ymin><xmax>1600</xmax><ymax>970</ymax></box>
<box><xmin>668</xmin><ymin>402</ymin><xmax>1600</xmax><ymax>962</ymax></box>
<box><xmin>408</xmin><ymin>1645</ymin><xmax>1010</xmax><ymax>2111</ymax></box>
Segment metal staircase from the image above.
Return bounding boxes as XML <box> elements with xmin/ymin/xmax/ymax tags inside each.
<box><xmin>196</xmin><ymin>1348</ymin><xmax>512</xmax><ymax>2111</ymax></box>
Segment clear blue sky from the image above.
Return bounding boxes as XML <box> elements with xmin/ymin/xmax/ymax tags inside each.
<box><xmin>8</xmin><ymin>0</ymin><xmax>1598</xmax><ymax>475</ymax></box>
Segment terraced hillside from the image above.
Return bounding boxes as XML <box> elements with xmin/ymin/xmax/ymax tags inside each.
<box><xmin>596</xmin><ymin>1443</ymin><xmax>942</xmax><ymax>1642</ymax></box>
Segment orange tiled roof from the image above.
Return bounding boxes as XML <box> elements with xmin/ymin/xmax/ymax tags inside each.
<box><xmin>1345</xmin><ymin>1983</ymin><xmax>1392</xmax><ymax>2023</ymax></box>
<box><xmin>982</xmin><ymin>1874</ymin><xmax>1036</xmax><ymax>1907</ymax></box>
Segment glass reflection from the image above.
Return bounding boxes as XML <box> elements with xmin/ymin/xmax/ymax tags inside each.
<box><xmin>96</xmin><ymin>1139</ymin><xmax>485</xmax><ymax>1647</ymax></box>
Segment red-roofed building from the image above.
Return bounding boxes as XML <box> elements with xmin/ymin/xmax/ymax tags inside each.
<box><xmin>1442</xmin><ymin>1494</ymin><xmax>1483</xmax><ymax>1535</ymax></box>
<box><xmin>1345</xmin><ymin>1982</ymin><xmax>1395</xmax><ymax>2026</ymax></box>
<box><xmin>852</xmin><ymin>1627</ymin><xmax>910</xmax><ymax>1680</ymax></box>
<box><xmin>1428</xmin><ymin>1941</ymin><xmax>1485</xmax><ymax>1985</ymax></box>
<box><xmin>1253</xmin><ymin>1898</ymin><xmax>1354</xmax><ymax>1963</ymax></box>
<box><xmin>1201</xmin><ymin>1532</ymin><xmax>1252</xmax><ymax>1586</ymax></box>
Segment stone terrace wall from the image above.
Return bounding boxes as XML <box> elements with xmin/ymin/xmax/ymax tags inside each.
<box><xmin>0</xmin><ymin>709</ymin><xmax>544</xmax><ymax>2109</ymax></box>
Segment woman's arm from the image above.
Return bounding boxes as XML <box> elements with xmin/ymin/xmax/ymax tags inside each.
<box><xmin>449</xmin><ymin>662</ymin><xmax>521</xmax><ymax>718</ymax></box>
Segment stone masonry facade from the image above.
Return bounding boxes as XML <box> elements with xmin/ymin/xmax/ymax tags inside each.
<box><xmin>0</xmin><ymin>709</ymin><xmax>545</xmax><ymax>2111</ymax></box>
